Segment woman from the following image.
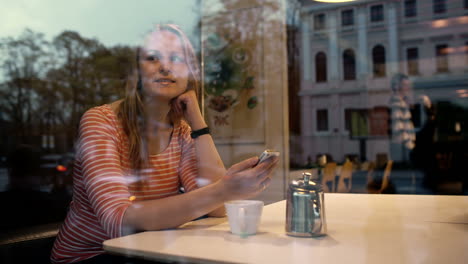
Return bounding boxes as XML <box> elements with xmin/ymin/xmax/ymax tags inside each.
<box><xmin>51</xmin><ymin>24</ymin><xmax>278</xmax><ymax>263</ymax></box>
<box><xmin>389</xmin><ymin>73</ymin><xmax>415</xmax><ymax>163</ymax></box>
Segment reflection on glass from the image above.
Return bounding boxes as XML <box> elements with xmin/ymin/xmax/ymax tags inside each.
<box><xmin>291</xmin><ymin>0</ymin><xmax>467</xmax><ymax>196</ymax></box>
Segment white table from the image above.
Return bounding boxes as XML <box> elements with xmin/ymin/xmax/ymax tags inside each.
<box><xmin>104</xmin><ymin>194</ymin><xmax>468</xmax><ymax>264</ymax></box>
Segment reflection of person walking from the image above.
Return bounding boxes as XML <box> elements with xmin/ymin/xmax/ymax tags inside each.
<box><xmin>389</xmin><ymin>73</ymin><xmax>415</xmax><ymax>163</ymax></box>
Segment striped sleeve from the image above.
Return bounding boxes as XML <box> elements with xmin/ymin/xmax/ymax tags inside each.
<box><xmin>178</xmin><ymin>122</ymin><xmax>199</xmax><ymax>192</ymax></box>
<box><xmin>77</xmin><ymin>108</ymin><xmax>132</xmax><ymax>238</ymax></box>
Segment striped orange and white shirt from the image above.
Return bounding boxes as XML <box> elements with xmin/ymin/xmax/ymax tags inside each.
<box><xmin>51</xmin><ymin>105</ymin><xmax>199</xmax><ymax>263</ymax></box>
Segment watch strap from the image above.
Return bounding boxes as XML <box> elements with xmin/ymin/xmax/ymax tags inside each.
<box><xmin>191</xmin><ymin>127</ymin><xmax>211</xmax><ymax>139</ymax></box>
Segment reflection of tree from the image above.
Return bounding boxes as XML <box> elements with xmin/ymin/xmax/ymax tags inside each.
<box><xmin>0</xmin><ymin>28</ymin><xmax>133</xmax><ymax>152</ymax></box>
<box><xmin>0</xmin><ymin>29</ymin><xmax>50</xmax><ymax>144</ymax></box>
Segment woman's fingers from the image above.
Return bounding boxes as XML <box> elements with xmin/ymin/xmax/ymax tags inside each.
<box><xmin>254</xmin><ymin>156</ymin><xmax>279</xmax><ymax>173</ymax></box>
<box><xmin>222</xmin><ymin>155</ymin><xmax>279</xmax><ymax>200</ymax></box>
<box><xmin>226</xmin><ymin>157</ymin><xmax>259</xmax><ymax>176</ymax></box>
<box><xmin>259</xmin><ymin>177</ymin><xmax>272</xmax><ymax>191</ymax></box>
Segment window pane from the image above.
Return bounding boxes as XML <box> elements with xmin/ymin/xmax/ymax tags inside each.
<box><xmin>406</xmin><ymin>47</ymin><xmax>419</xmax><ymax>75</ymax></box>
<box><xmin>436</xmin><ymin>44</ymin><xmax>449</xmax><ymax>72</ymax></box>
<box><xmin>317</xmin><ymin>109</ymin><xmax>328</xmax><ymax>131</ymax></box>
<box><xmin>342</xmin><ymin>9</ymin><xmax>354</xmax><ymax>26</ymax></box>
<box><xmin>316</xmin><ymin>52</ymin><xmax>327</xmax><ymax>82</ymax></box>
<box><xmin>370</xmin><ymin>5</ymin><xmax>384</xmax><ymax>22</ymax></box>
<box><xmin>465</xmin><ymin>41</ymin><xmax>468</xmax><ymax>65</ymax></box>
<box><xmin>373</xmin><ymin>45</ymin><xmax>386</xmax><ymax>77</ymax></box>
<box><xmin>433</xmin><ymin>0</ymin><xmax>447</xmax><ymax>14</ymax></box>
<box><xmin>343</xmin><ymin>49</ymin><xmax>356</xmax><ymax>80</ymax></box>
<box><xmin>314</xmin><ymin>14</ymin><xmax>326</xmax><ymax>30</ymax></box>
<box><xmin>404</xmin><ymin>0</ymin><xmax>417</xmax><ymax>17</ymax></box>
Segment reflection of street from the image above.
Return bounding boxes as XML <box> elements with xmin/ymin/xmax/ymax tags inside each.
<box><xmin>0</xmin><ymin>168</ymin><xmax>8</xmax><ymax>191</ymax></box>
<box><xmin>289</xmin><ymin>169</ymin><xmax>431</xmax><ymax>194</ymax></box>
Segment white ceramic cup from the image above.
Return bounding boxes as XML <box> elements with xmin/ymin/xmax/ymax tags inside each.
<box><xmin>224</xmin><ymin>200</ymin><xmax>264</xmax><ymax>236</ymax></box>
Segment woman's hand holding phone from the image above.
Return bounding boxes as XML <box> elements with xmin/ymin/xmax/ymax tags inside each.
<box><xmin>255</xmin><ymin>149</ymin><xmax>280</xmax><ymax>166</ymax></box>
<box><xmin>221</xmin><ymin>154</ymin><xmax>279</xmax><ymax>201</ymax></box>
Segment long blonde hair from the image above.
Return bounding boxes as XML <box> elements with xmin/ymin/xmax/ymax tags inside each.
<box><xmin>118</xmin><ymin>24</ymin><xmax>201</xmax><ymax>173</ymax></box>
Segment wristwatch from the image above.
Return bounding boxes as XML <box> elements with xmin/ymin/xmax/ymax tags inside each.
<box><xmin>191</xmin><ymin>127</ymin><xmax>211</xmax><ymax>139</ymax></box>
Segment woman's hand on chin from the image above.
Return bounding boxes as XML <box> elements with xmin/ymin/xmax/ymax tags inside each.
<box><xmin>173</xmin><ymin>90</ymin><xmax>207</xmax><ymax>130</ymax></box>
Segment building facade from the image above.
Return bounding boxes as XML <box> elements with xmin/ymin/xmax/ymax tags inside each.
<box><xmin>296</xmin><ymin>0</ymin><xmax>468</xmax><ymax>164</ymax></box>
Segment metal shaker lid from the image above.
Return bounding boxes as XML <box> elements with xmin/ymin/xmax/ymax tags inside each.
<box><xmin>289</xmin><ymin>172</ymin><xmax>323</xmax><ymax>192</ymax></box>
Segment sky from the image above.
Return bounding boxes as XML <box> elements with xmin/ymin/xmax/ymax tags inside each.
<box><xmin>0</xmin><ymin>0</ymin><xmax>200</xmax><ymax>47</ymax></box>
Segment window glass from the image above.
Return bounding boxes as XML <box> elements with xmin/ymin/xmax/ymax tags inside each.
<box><xmin>436</xmin><ymin>44</ymin><xmax>449</xmax><ymax>72</ymax></box>
<box><xmin>343</xmin><ymin>49</ymin><xmax>356</xmax><ymax>80</ymax></box>
<box><xmin>433</xmin><ymin>0</ymin><xmax>447</xmax><ymax>14</ymax></box>
<box><xmin>314</xmin><ymin>13</ymin><xmax>326</xmax><ymax>30</ymax></box>
<box><xmin>406</xmin><ymin>47</ymin><xmax>419</xmax><ymax>75</ymax></box>
<box><xmin>316</xmin><ymin>109</ymin><xmax>329</xmax><ymax>132</ymax></box>
<box><xmin>1</xmin><ymin>2</ymin><xmax>467</xmax><ymax>261</ymax></box>
<box><xmin>0</xmin><ymin>0</ymin><xmax>200</xmax><ymax>233</ymax></box>
<box><xmin>404</xmin><ymin>0</ymin><xmax>417</xmax><ymax>18</ymax></box>
<box><xmin>372</xmin><ymin>45</ymin><xmax>386</xmax><ymax>77</ymax></box>
<box><xmin>293</xmin><ymin>0</ymin><xmax>467</xmax><ymax>198</ymax></box>
<box><xmin>341</xmin><ymin>9</ymin><xmax>354</xmax><ymax>26</ymax></box>
<box><xmin>315</xmin><ymin>52</ymin><xmax>327</xmax><ymax>82</ymax></box>
<box><xmin>370</xmin><ymin>5</ymin><xmax>384</xmax><ymax>22</ymax></box>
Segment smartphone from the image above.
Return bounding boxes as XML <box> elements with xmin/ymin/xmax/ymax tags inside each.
<box><xmin>255</xmin><ymin>149</ymin><xmax>280</xmax><ymax>166</ymax></box>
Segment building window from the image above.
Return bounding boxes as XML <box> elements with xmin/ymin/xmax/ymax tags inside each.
<box><xmin>346</xmin><ymin>109</ymin><xmax>370</xmax><ymax>137</ymax></box>
<box><xmin>315</xmin><ymin>52</ymin><xmax>327</xmax><ymax>83</ymax></box>
<box><xmin>404</xmin><ymin>0</ymin><xmax>417</xmax><ymax>18</ymax></box>
<box><xmin>369</xmin><ymin>107</ymin><xmax>390</xmax><ymax>136</ymax></box>
<box><xmin>406</xmin><ymin>47</ymin><xmax>419</xmax><ymax>75</ymax></box>
<box><xmin>345</xmin><ymin>109</ymin><xmax>353</xmax><ymax>131</ymax></box>
<box><xmin>433</xmin><ymin>0</ymin><xmax>447</xmax><ymax>14</ymax></box>
<box><xmin>436</xmin><ymin>44</ymin><xmax>449</xmax><ymax>73</ymax></box>
<box><xmin>465</xmin><ymin>42</ymin><xmax>468</xmax><ymax>65</ymax></box>
<box><xmin>343</xmin><ymin>49</ymin><xmax>356</xmax><ymax>80</ymax></box>
<box><xmin>314</xmin><ymin>14</ymin><xmax>326</xmax><ymax>30</ymax></box>
<box><xmin>317</xmin><ymin>109</ymin><xmax>329</xmax><ymax>132</ymax></box>
<box><xmin>372</xmin><ymin>45</ymin><xmax>386</xmax><ymax>77</ymax></box>
<box><xmin>342</xmin><ymin>9</ymin><xmax>354</xmax><ymax>26</ymax></box>
<box><xmin>370</xmin><ymin>5</ymin><xmax>384</xmax><ymax>22</ymax></box>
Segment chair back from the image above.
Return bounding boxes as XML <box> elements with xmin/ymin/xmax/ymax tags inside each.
<box><xmin>380</xmin><ymin>160</ymin><xmax>393</xmax><ymax>193</ymax></box>
<box><xmin>337</xmin><ymin>161</ymin><xmax>353</xmax><ymax>193</ymax></box>
<box><xmin>321</xmin><ymin>162</ymin><xmax>337</xmax><ymax>192</ymax></box>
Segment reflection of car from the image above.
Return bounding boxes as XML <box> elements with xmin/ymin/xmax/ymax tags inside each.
<box><xmin>40</xmin><ymin>153</ymin><xmax>74</xmax><ymax>192</ymax></box>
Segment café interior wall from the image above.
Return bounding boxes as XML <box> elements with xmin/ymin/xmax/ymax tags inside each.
<box><xmin>201</xmin><ymin>0</ymin><xmax>290</xmax><ymax>204</ymax></box>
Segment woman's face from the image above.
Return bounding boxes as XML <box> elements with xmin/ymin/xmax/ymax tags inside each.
<box><xmin>140</xmin><ymin>30</ymin><xmax>189</xmax><ymax>101</ymax></box>
<box><xmin>400</xmin><ymin>78</ymin><xmax>413</xmax><ymax>103</ymax></box>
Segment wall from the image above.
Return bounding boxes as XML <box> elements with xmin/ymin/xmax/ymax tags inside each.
<box><xmin>201</xmin><ymin>0</ymin><xmax>290</xmax><ymax>203</ymax></box>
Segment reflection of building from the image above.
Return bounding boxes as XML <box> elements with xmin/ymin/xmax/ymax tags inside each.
<box><xmin>296</xmin><ymin>0</ymin><xmax>468</xmax><ymax>164</ymax></box>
